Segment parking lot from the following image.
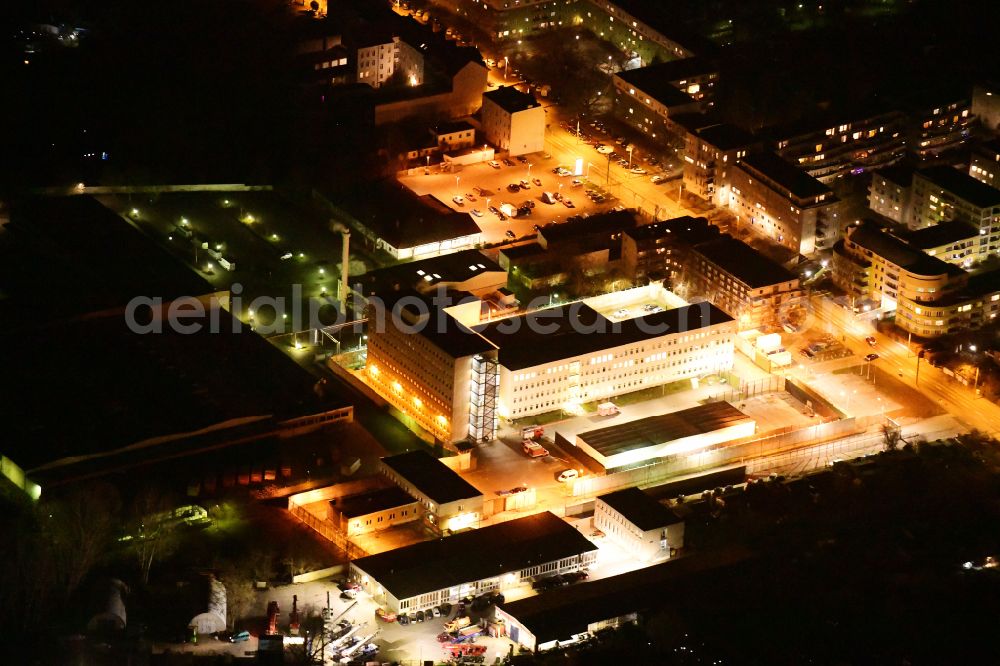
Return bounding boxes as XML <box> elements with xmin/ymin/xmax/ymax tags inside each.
<box><xmin>399</xmin><ymin>155</ymin><xmax>619</xmax><ymax>244</ymax></box>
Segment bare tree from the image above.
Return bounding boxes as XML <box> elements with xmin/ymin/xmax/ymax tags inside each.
<box><xmin>882</xmin><ymin>423</ymin><xmax>901</xmax><ymax>452</ymax></box>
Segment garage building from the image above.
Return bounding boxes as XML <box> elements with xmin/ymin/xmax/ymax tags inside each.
<box><xmin>379</xmin><ymin>450</ymin><xmax>485</xmax><ymax>534</ymax></box>
<box><xmin>595</xmin><ymin>487</ymin><xmax>684</xmax><ymax>561</ymax></box>
<box><xmin>349</xmin><ymin>511</ymin><xmax>598</xmax><ymax>614</ymax></box>
<box><xmin>574</xmin><ymin>401</ymin><xmax>755</xmax><ymax>471</ymax></box>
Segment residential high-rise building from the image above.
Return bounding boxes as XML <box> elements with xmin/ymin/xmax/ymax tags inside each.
<box><xmin>481</xmin><ymin>86</ymin><xmax>545</xmax><ymax>156</ymax></box>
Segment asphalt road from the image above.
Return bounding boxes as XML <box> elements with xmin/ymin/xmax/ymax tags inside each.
<box><xmin>809</xmin><ymin>295</ymin><xmax>1000</xmax><ymax>438</ymax></box>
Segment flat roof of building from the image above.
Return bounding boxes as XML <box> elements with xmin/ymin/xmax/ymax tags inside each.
<box><xmin>381</xmin><ymin>450</ymin><xmax>483</xmax><ymax>505</ymax></box>
<box><xmin>916</xmin><ymin>165</ymin><xmax>1000</xmax><ymax>209</ymax></box>
<box><xmin>739</xmin><ymin>151</ymin><xmax>833</xmax><ymax>200</ymax></box>
<box><xmin>974</xmin><ymin>138</ymin><xmax>1000</xmax><ymax>158</ymax></box>
<box><xmin>483</xmin><ymin>86</ymin><xmax>539</xmax><ymax>113</ymax></box>
<box><xmin>537</xmin><ymin>210</ymin><xmax>637</xmax><ymax>246</ymax></box>
<box><xmin>692</xmin><ymin>122</ymin><xmax>756</xmax><ymax>151</ymax></box>
<box><xmin>615</xmin><ymin>68</ymin><xmax>698</xmax><ymax>108</ymax></box>
<box><xmin>351</xmin><ymin>511</ymin><xmax>598</xmax><ymax>601</ymax></box>
<box><xmin>498</xmin><ymin>241</ymin><xmax>545</xmax><ymax>261</ymax></box>
<box><xmin>336</xmin><ymin>181</ymin><xmax>482</xmax><ymax>250</ymax></box>
<box><xmin>498</xmin><ymin>546</ymin><xmax>753</xmax><ymax>646</ymax></box>
<box><xmin>623</xmin><ymin>215</ymin><xmax>720</xmax><ymax>244</ymax></box>
<box><xmin>597</xmin><ymin>487</ymin><xmax>681</xmax><ymax>531</ymax></box>
<box><xmin>475</xmin><ymin>301</ymin><xmax>733</xmax><ymax>371</ymax></box>
<box><xmin>357</xmin><ymin>249</ymin><xmax>503</xmax><ymax>296</ymax></box>
<box><xmin>577</xmin><ymin>402</ymin><xmax>752</xmax><ymax>460</ymax></box>
<box><xmin>873</xmin><ymin>164</ymin><xmax>915</xmax><ymax>188</ymax></box>
<box><xmin>848</xmin><ymin>221</ymin><xmax>964</xmax><ymax>278</ymax></box>
<box><xmin>334</xmin><ymin>486</ymin><xmax>418</xmax><ymax>518</ymax></box>
<box><xmin>376</xmin><ymin>288</ymin><xmax>499</xmax><ymax>358</ymax></box>
<box><xmin>901</xmin><ymin>220</ymin><xmax>980</xmax><ymax>249</ymax></box>
<box><xmin>433</xmin><ymin>120</ymin><xmax>476</xmax><ymax>135</ymax></box>
<box><xmin>917</xmin><ymin>267</ymin><xmax>1000</xmax><ymax>307</ymax></box>
<box><xmin>692</xmin><ymin>235</ymin><xmax>796</xmax><ymax>288</ymax></box>
<box><xmin>600</xmin><ymin>0</ymin><xmax>718</xmax><ymax>55</ymax></box>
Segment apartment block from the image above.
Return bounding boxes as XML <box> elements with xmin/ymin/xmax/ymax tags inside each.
<box><xmin>676</xmin><ymin>118</ymin><xmax>757</xmax><ymax>207</ymax></box>
<box><xmin>727</xmin><ymin>151</ymin><xmax>837</xmax><ymax>256</ymax></box>
<box><xmin>684</xmin><ymin>235</ymin><xmax>802</xmax><ymax>329</ymax></box>
<box><xmin>868</xmin><ymin>165</ymin><xmax>914</xmax><ymax>224</ymax></box>
<box><xmin>901</xmin><ymin>221</ymin><xmax>985</xmax><ymax>267</ymax></box>
<box><xmin>908</xmin><ymin>167</ymin><xmax>1000</xmax><ymax>256</ymax></box>
<box><xmin>620</xmin><ymin>215</ymin><xmax>721</xmax><ymax>284</ymax></box>
<box><xmin>832</xmin><ymin>220</ymin><xmax>964</xmax><ymax>314</ymax></box>
<box><xmin>595</xmin><ymin>487</ymin><xmax>684</xmax><ymax>561</ymax></box>
<box><xmin>612</xmin><ymin>67</ymin><xmax>700</xmax><ymax>143</ymax></box>
<box><xmin>481</xmin><ymin>86</ymin><xmax>545</xmax><ymax>156</ymax></box>
<box><xmin>969</xmin><ymin>139</ymin><xmax>1000</xmax><ymax>188</ymax></box>
<box><xmin>765</xmin><ymin>107</ymin><xmax>907</xmax><ymax>182</ymax></box>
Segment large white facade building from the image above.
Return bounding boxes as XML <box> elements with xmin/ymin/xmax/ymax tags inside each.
<box><xmin>595</xmin><ymin>487</ymin><xmax>685</xmax><ymax>561</ymax></box>
<box><xmin>476</xmin><ymin>302</ymin><xmax>736</xmax><ymax>420</ymax></box>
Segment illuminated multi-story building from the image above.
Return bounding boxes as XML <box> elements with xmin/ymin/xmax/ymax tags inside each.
<box><xmin>611</xmin><ymin>64</ymin><xmax>703</xmax><ymax>143</ymax></box>
<box><xmin>908</xmin><ymin>166</ymin><xmax>1000</xmax><ymax>255</ymax></box>
<box><xmin>727</xmin><ymin>151</ymin><xmax>837</xmax><ymax>256</ymax></box>
<box><xmin>763</xmin><ymin>106</ymin><xmax>907</xmax><ymax>183</ymax></box>
<box><xmin>677</xmin><ymin>118</ymin><xmax>756</xmax><ymax>207</ymax></box>
<box><xmin>868</xmin><ymin>165</ymin><xmax>914</xmax><ymax>225</ymax></box>
<box><xmin>901</xmin><ymin>221</ymin><xmax>985</xmax><ymax>267</ymax></box>
<box><xmin>833</xmin><ymin>220</ymin><xmax>1000</xmax><ymax>337</ymax></box>
<box><xmin>481</xmin><ymin>86</ymin><xmax>545</xmax><ymax>156</ymax></box>
<box><xmin>620</xmin><ymin>215</ymin><xmax>721</xmax><ymax>285</ymax></box>
<box><xmin>969</xmin><ymin>138</ymin><xmax>1000</xmax><ymax>188</ymax></box>
<box><xmin>476</xmin><ymin>301</ymin><xmax>735</xmax><ymax>419</ymax></box>
<box><xmin>365</xmin><ymin>290</ymin><xmax>500</xmax><ymax>445</ymax></box>
<box><xmin>684</xmin><ymin>235</ymin><xmax>802</xmax><ymax>330</ymax></box>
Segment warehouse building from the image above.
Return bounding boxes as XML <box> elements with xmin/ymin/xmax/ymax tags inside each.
<box><xmin>496</xmin><ymin>547</ymin><xmax>753</xmax><ymax>652</ymax></box>
<box><xmin>573</xmin><ymin>401</ymin><xmax>755</xmax><ymax>472</ymax></box>
<box><xmin>595</xmin><ymin>487</ymin><xmax>684</xmax><ymax>561</ymax></box>
<box><xmin>379</xmin><ymin>450</ymin><xmax>484</xmax><ymax>534</ymax></box>
<box><xmin>349</xmin><ymin>511</ymin><xmax>598</xmax><ymax>614</ymax></box>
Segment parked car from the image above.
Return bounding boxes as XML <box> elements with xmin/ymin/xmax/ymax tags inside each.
<box><xmin>865</xmin><ymin>336</ymin><xmax>877</xmax><ymax>347</ymax></box>
<box><xmin>440</xmin><ymin>602</ymin><xmax>453</xmax><ymax>616</ymax></box>
<box><xmin>432</xmin><ymin>606</ymin><xmax>442</xmax><ymax>618</ymax></box>
<box><xmin>563</xmin><ymin>199</ymin><xmax>575</xmax><ymax>208</ymax></box>
<box><xmin>571</xmin><ymin>179</ymin><xmax>583</xmax><ymax>187</ymax></box>
<box><xmin>517</xmin><ymin>155</ymin><xmax>529</xmax><ymax>163</ymax></box>
<box><xmin>488</xmin><ymin>160</ymin><xmax>501</xmax><ymax>169</ymax></box>
<box><xmin>229</xmin><ymin>631</ymin><xmax>251</xmax><ymax>643</ymax></box>
<box><xmin>465</xmin><ymin>193</ymin><xmax>477</xmax><ymax>201</ymax></box>
<box><xmin>519</xmin><ymin>179</ymin><xmax>531</xmax><ymax>189</ymax></box>
<box><xmin>562</xmin><ymin>570</ymin><xmax>589</xmax><ymax>583</ymax></box>
<box><xmin>865</xmin><ymin>353</ymin><xmax>879</xmax><ymax>362</ymax></box>
<box><xmin>340</xmin><ymin>589</ymin><xmax>357</xmax><ymax>600</ymax></box>
<box><xmin>503</xmin><ymin>158</ymin><xmax>516</xmax><ymax>166</ymax></box>
<box><xmin>505</xmin><ymin>229</ymin><xmax>516</xmax><ymax>239</ymax></box>
<box><xmin>533</xmin><ymin>177</ymin><xmax>542</xmax><ymax>186</ymax></box>
<box><xmin>557</xmin><ymin>469</ymin><xmax>579</xmax><ymax>483</ymax></box>
<box><xmin>415</xmin><ymin>610</ymin><xmax>425</xmax><ymax>622</ymax></box>
<box><xmin>452</xmin><ymin>195</ymin><xmax>464</xmax><ymax>206</ymax></box>
<box><xmin>398</xmin><ymin>613</ymin><xmax>409</xmax><ymax>625</ymax></box>
<box><xmin>507</xmin><ymin>183</ymin><xmax>521</xmax><ymax>193</ymax></box>
<box><xmin>470</xmin><ymin>209</ymin><xmax>483</xmax><ymax>217</ymax></box>
<box><xmin>631</xmin><ymin>167</ymin><xmax>647</xmax><ymax>174</ymax></box>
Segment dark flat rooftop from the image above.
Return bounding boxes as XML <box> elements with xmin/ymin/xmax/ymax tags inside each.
<box><xmin>381</xmin><ymin>450</ymin><xmax>483</xmax><ymax>505</ymax></box>
<box><xmin>901</xmin><ymin>220</ymin><xmax>980</xmax><ymax>249</ymax></box>
<box><xmin>483</xmin><ymin>86</ymin><xmax>539</xmax><ymax>113</ymax></box>
<box><xmin>597</xmin><ymin>487</ymin><xmax>681</xmax><ymax>531</ymax></box>
<box><xmin>374</xmin><ymin>288</ymin><xmax>498</xmax><ymax>358</ymax></box>
<box><xmin>577</xmin><ymin>402</ymin><xmax>752</xmax><ymax>460</ymax></box>
<box><xmin>434</xmin><ymin>120</ymin><xmax>476</xmax><ymax>135</ymax></box>
<box><xmin>357</xmin><ymin>249</ymin><xmax>502</xmax><ymax>296</ymax></box>
<box><xmin>537</xmin><ymin>210</ymin><xmax>637</xmax><ymax>246</ymax></box>
<box><xmin>615</xmin><ymin>67</ymin><xmax>698</xmax><ymax>109</ymax></box>
<box><xmin>498</xmin><ymin>546</ymin><xmax>753</xmax><ymax>645</ymax></box>
<box><xmin>692</xmin><ymin>122</ymin><xmax>756</xmax><ymax>151</ymax></box>
<box><xmin>334</xmin><ymin>486</ymin><xmax>418</xmax><ymax>518</ymax></box>
<box><xmin>624</xmin><ymin>216</ymin><xmax>719</xmax><ymax>244</ymax></box>
<box><xmin>739</xmin><ymin>151</ymin><xmax>834</xmax><ymax>201</ymax></box>
<box><xmin>475</xmin><ymin>302</ymin><xmax>733</xmax><ymax>372</ymax></box>
<box><xmin>873</xmin><ymin>164</ymin><xmax>915</xmax><ymax>188</ymax></box>
<box><xmin>351</xmin><ymin>511</ymin><xmax>597</xmax><ymax>601</ymax></box>
<box><xmin>848</xmin><ymin>221</ymin><xmax>963</xmax><ymax>278</ymax></box>
<box><xmin>692</xmin><ymin>235</ymin><xmax>797</xmax><ymax>288</ymax></box>
<box><xmin>916</xmin><ymin>165</ymin><xmax>1000</xmax><ymax>209</ymax></box>
<box><xmin>334</xmin><ymin>181</ymin><xmax>482</xmax><ymax>250</ymax></box>
<box><xmin>916</xmin><ymin>267</ymin><xmax>1000</xmax><ymax>308</ymax></box>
